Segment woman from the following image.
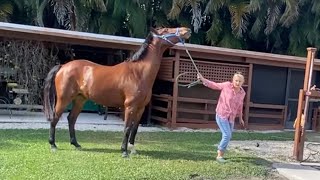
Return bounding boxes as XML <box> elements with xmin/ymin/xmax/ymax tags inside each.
<box><xmin>197</xmin><ymin>72</ymin><xmax>246</xmax><ymax>163</ymax></box>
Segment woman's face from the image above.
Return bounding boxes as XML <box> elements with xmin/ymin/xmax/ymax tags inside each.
<box><xmin>232</xmin><ymin>75</ymin><xmax>244</xmax><ymax>89</ymax></box>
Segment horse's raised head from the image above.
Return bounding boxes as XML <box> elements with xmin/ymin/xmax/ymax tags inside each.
<box><xmin>151</xmin><ymin>27</ymin><xmax>191</xmax><ymax>46</ymax></box>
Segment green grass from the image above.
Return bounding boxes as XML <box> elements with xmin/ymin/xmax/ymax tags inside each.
<box><xmin>0</xmin><ymin>129</ymin><xmax>294</xmax><ymax>180</ymax></box>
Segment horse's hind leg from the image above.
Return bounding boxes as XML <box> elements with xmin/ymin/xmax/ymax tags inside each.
<box><xmin>49</xmin><ymin>98</ymin><xmax>69</xmax><ymax>150</ymax></box>
<box><xmin>67</xmin><ymin>96</ymin><xmax>86</xmax><ymax>149</ymax></box>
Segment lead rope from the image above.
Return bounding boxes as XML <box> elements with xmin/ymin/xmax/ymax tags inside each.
<box><xmin>175</xmin><ymin>44</ymin><xmax>202</xmax><ymax>88</ymax></box>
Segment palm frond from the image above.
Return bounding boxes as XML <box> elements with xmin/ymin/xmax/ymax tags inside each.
<box><xmin>204</xmin><ymin>0</ymin><xmax>226</xmax><ymax>14</ymax></box>
<box><xmin>81</xmin><ymin>0</ymin><xmax>107</xmax><ymax>12</ymax></box>
<box><xmin>229</xmin><ymin>1</ymin><xmax>250</xmax><ymax>38</ymax></box>
<box><xmin>99</xmin><ymin>13</ymin><xmax>121</xmax><ymax>35</ymax></box>
<box><xmin>112</xmin><ymin>0</ymin><xmax>128</xmax><ymax>18</ymax></box>
<box><xmin>247</xmin><ymin>0</ymin><xmax>262</xmax><ymax>12</ymax></box>
<box><xmin>264</xmin><ymin>3</ymin><xmax>281</xmax><ymax>35</ymax></box>
<box><xmin>250</xmin><ymin>15</ymin><xmax>263</xmax><ymax>40</ymax></box>
<box><xmin>189</xmin><ymin>30</ymin><xmax>205</xmax><ymax>44</ymax></box>
<box><xmin>74</xmin><ymin>0</ymin><xmax>91</xmax><ymax>31</ymax></box>
<box><xmin>50</xmin><ymin>0</ymin><xmax>76</xmax><ymax>30</ymax></box>
<box><xmin>127</xmin><ymin>2</ymin><xmax>147</xmax><ymax>37</ymax></box>
<box><xmin>36</xmin><ymin>0</ymin><xmax>49</xmax><ymax>27</ymax></box>
<box><xmin>190</xmin><ymin>0</ymin><xmax>203</xmax><ymax>33</ymax></box>
<box><xmin>168</xmin><ymin>0</ymin><xmax>187</xmax><ymax>20</ymax></box>
<box><xmin>287</xmin><ymin>25</ymin><xmax>306</xmax><ymax>56</ymax></box>
<box><xmin>205</xmin><ymin>13</ymin><xmax>222</xmax><ymax>45</ymax></box>
<box><xmin>153</xmin><ymin>11</ymin><xmax>170</xmax><ymax>27</ymax></box>
<box><xmin>311</xmin><ymin>0</ymin><xmax>320</xmax><ymax>14</ymax></box>
<box><xmin>93</xmin><ymin>0</ymin><xmax>107</xmax><ymax>12</ymax></box>
<box><xmin>270</xmin><ymin>30</ymin><xmax>283</xmax><ymax>53</ymax></box>
<box><xmin>279</xmin><ymin>0</ymin><xmax>299</xmax><ymax>27</ymax></box>
<box><xmin>218</xmin><ymin>31</ymin><xmax>244</xmax><ymax>49</ymax></box>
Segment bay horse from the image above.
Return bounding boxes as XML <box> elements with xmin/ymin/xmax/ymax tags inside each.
<box><xmin>43</xmin><ymin>27</ymin><xmax>191</xmax><ymax>157</ymax></box>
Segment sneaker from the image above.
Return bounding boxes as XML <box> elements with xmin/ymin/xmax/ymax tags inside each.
<box><xmin>216</xmin><ymin>157</ymin><xmax>227</xmax><ymax>163</ymax></box>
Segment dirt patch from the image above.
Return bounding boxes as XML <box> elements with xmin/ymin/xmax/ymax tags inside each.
<box><xmin>229</xmin><ymin>140</ymin><xmax>320</xmax><ymax>163</ymax></box>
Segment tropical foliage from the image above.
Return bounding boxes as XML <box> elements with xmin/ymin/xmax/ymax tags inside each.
<box><xmin>0</xmin><ymin>0</ymin><xmax>319</xmax><ymax>57</ymax></box>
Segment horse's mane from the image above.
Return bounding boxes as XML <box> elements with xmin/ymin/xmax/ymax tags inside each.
<box><xmin>127</xmin><ymin>32</ymin><xmax>153</xmax><ymax>62</ymax></box>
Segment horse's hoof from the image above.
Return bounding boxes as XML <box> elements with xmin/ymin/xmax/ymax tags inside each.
<box><xmin>122</xmin><ymin>152</ymin><xmax>129</xmax><ymax>158</ymax></box>
<box><xmin>51</xmin><ymin>145</ymin><xmax>58</xmax><ymax>152</ymax></box>
<box><xmin>130</xmin><ymin>149</ymin><xmax>137</xmax><ymax>155</ymax></box>
<box><xmin>128</xmin><ymin>143</ymin><xmax>137</xmax><ymax>155</ymax></box>
<box><xmin>71</xmin><ymin>142</ymin><xmax>82</xmax><ymax>149</ymax></box>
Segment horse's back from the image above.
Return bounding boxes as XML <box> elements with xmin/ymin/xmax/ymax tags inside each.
<box><xmin>62</xmin><ymin>59</ymin><xmax>101</xmax><ymax>68</ymax></box>
<box><xmin>56</xmin><ymin>59</ymin><xmax>127</xmax><ymax>107</ymax></box>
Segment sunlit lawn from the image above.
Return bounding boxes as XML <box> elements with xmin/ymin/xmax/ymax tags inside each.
<box><xmin>0</xmin><ymin>129</ymin><xmax>294</xmax><ymax>180</ymax></box>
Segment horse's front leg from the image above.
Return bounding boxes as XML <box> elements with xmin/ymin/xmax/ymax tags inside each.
<box><xmin>128</xmin><ymin>121</ymin><xmax>139</xmax><ymax>155</ymax></box>
<box><xmin>121</xmin><ymin>106</ymin><xmax>135</xmax><ymax>158</ymax></box>
<box><xmin>128</xmin><ymin>107</ymin><xmax>145</xmax><ymax>155</ymax></box>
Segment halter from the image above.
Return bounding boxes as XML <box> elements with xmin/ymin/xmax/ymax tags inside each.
<box><xmin>152</xmin><ymin>28</ymin><xmax>185</xmax><ymax>45</ymax></box>
<box><xmin>154</xmin><ymin>28</ymin><xmax>200</xmax><ymax>88</ymax></box>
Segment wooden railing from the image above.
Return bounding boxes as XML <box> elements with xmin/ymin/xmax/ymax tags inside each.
<box><xmin>150</xmin><ymin>94</ymin><xmax>173</xmax><ymax>124</ymax></box>
<box><xmin>0</xmin><ymin>104</ymin><xmax>43</xmax><ymax>118</ymax></box>
<box><xmin>176</xmin><ymin>97</ymin><xmax>217</xmax><ymax>124</ymax></box>
<box><xmin>248</xmin><ymin>102</ymin><xmax>287</xmax><ymax>129</ymax></box>
<box><xmin>311</xmin><ymin>107</ymin><xmax>320</xmax><ymax>131</ymax></box>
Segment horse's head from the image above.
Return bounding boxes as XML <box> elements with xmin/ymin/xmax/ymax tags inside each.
<box><xmin>151</xmin><ymin>27</ymin><xmax>191</xmax><ymax>46</ymax></box>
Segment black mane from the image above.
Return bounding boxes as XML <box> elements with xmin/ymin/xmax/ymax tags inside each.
<box><xmin>127</xmin><ymin>32</ymin><xmax>153</xmax><ymax>62</ymax></box>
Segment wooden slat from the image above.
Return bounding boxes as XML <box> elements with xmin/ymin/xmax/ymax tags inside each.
<box><xmin>177</xmin><ymin>96</ymin><xmax>217</xmax><ymax>104</ymax></box>
<box><xmin>151</xmin><ymin>116</ymin><xmax>168</xmax><ymax>123</ymax></box>
<box><xmin>250</xmin><ymin>102</ymin><xmax>285</xmax><ymax>109</ymax></box>
<box><xmin>152</xmin><ymin>106</ymin><xmax>169</xmax><ymax>112</ymax></box>
<box><xmin>0</xmin><ymin>104</ymin><xmax>43</xmax><ymax>110</ymax></box>
<box><xmin>174</xmin><ymin>122</ymin><xmax>218</xmax><ymax>129</ymax></box>
<box><xmin>249</xmin><ymin>113</ymin><xmax>283</xmax><ymax>119</ymax></box>
<box><xmin>176</xmin><ymin>118</ymin><xmax>209</xmax><ymax>124</ymax></box>
<box><xmin>180</xmin><ymin>58</ymin><xmax>250</xmax><ymax>67</ymax></box>
<box><xmin>177</xmin><ymin>108</ymin><xmax>214</xmax><ymax>115</ymax></box>
<box><xmin>152</xmin><ymin>94</ymin><xmax>172</xmax><ymax>99</ymax></box>
<box><xmin>248</xmin><ymin>124</ymin><xmax>283</xmax><ymax>130</ymax></box>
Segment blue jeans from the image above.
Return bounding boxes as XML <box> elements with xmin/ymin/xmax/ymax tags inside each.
<box><xmin>216</xmin><ymin>114</ymin><xmax>234</xmax><ymax>152</ymax></box>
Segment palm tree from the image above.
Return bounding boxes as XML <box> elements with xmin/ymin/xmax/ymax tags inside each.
<box><xmin>0</xmin><ymin>0</ymin><xmax>14</xmax><ymax>22</ymax></box>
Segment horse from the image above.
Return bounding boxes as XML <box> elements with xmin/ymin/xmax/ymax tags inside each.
<box><xmin>43</xmin><ymin>27</ymin><xmax>191</xmax><ymax>157</ymax></box>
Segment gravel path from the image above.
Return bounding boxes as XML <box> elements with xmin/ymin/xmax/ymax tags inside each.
<box><xmin>229</xmin><ymin>140</ymin><xmax>320</xmax><ymax>163</ymax></box>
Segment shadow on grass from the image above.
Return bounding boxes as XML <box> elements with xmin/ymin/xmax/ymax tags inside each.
<box><xmin>228</xmin><ymin>156</ymin><xmax>272</xmax><ymax>166</ymax></box>
<box><xmin>79</xmin><ymin>147</ymin><xmax>273</xmax><ymax>168</ymax></box>
<box><xmin>80</xmin><ymin>147</ymin><xmax>120</xmax><ymax>154</ymax></box>
<box><xmin>79</xmin><ymin>147</ymin><xmax>212</xmax><ymax>161</ymax></box>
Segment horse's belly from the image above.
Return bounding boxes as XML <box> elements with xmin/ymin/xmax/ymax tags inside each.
<box><xmin>88</xmin><ymin>90</ymin><xmax>124</xmax><ymax>108</ymax></box>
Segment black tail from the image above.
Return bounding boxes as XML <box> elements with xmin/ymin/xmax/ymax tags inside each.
<box><xmin>43</xmin><ymin>65</ymin><xmax>62</xmax><ymax>121</ymax></box>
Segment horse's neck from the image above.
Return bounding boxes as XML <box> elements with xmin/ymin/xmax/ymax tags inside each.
<box><xmin>140</xmin><ymin>44</ymin><xmax>167</xmax><ymax>85</ymax></box>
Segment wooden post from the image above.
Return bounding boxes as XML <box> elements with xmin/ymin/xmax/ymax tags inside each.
<box><xmin>171</xmin><ymin>51</ymin><xmax>180</xmax><ymax>128</ymax></box>
<box><xmin>293</xmin><ymin>47</ymin><xmax>317</xmax><ymax>161</ymax></box>
<box><xmin>293</xmin><ymin>89</ymin><xmax>305</xmax><ymax>158</ymax></box>
<box><xmin>244</xmin><ymin>63</ymin><xmax>253</xmax><ymax>129</ymax></box>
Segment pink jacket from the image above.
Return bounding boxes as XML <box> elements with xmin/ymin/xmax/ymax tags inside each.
<box><xmin>202</xmin><ymin>80</ymin><xmax>246</xmax><ymax>122</ymax></box>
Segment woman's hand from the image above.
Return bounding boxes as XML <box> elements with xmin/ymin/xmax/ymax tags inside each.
<box><xmin>240</xmin><ymin>118</ymin><xmax>245</xmax><ymax>127</ymax></box>
<box><xmin>197</xmin><ymin>73</ymin><xmax>204</xmax><ymax>81</ymax></box>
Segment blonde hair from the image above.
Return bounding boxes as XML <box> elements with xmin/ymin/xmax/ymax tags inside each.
<box><xmin>233</xmin><ymin>71</ymin><xmax>245</xmax><ymax>83</ymax></box>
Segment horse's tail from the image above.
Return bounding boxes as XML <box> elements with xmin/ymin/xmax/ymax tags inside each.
<box><xmin>43</xmin><ymin>65</ymin><xmax>62</xmax><ymax>121</ymax></box>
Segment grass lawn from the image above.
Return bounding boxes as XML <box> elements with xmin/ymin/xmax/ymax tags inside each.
<box><xmin>0</xmin><ymin>129</ymin><xmax>294</xmax><ymax>180</ymax></box>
